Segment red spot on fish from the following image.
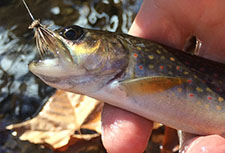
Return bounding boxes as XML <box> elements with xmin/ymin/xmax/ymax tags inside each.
<box><xmin>216</xmin><ymin>88</ymin><xmax>221</xmax><ymax>91</ymax></box>
<box><xmin>160</xmin><ymin>66</ymin><xmax>164</xmax><ymax>70</ymax></box>
<box><xmin>189</xmin><ymin>93</ymin><xmax>194</xmax><ymax>97</ymax></box>
<box><xmin>176</xmin><ymin>66</ymin><xmax>180</xmax><ymax>70</ymax></box>
<box><xmin>188</xmin><ymin>79</ymin><xmax>192</xmax><ymax>84</ymax></box>
<box><xmin>134</xmin><ymin>53</ymin><xmax>138</xmax><ymax>58</ymax></box>
<box><xmin>208</xmin><ymin>96</ymin><xmax>212</xmax><ymax>100</ymax></box>
<box><xmin>139</xmin><ymin>65</ymin><xmax>143</xmax><ymax>70</ymax></box>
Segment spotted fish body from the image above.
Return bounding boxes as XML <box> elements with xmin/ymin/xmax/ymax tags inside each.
<box><xmin>116</xmin><ymin>34</ymin><xmax>225</xmax><ymax>135</ymax></box>
<box><xmin>125</xmin><ymin>35</ymin><xmax>225</xmax><ymax>108</ymax></box>
<box><xmin>29</xmin><ymin>25</ymin><xmax>225</xmax><ymax>136</ymax></box>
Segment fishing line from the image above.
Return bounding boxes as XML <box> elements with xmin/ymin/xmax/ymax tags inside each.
<box><xmin>22</xmin><ymin>0</ymin><xmax>35</xmax><ymax>21</ymax></box>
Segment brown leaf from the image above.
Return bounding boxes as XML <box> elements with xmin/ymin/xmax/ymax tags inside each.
<box><xmin>81</xmin><ymin>102</ymin><xmax>103</xmax><ymax>134</ymax></box>
<box><xmin>7</xmin><ymin>90</ymin><xmax>103</xmax><ymax>149</ymax></box>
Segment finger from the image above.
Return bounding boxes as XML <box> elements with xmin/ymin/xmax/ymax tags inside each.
<box><xmin>129</xmin><ymin>0</ymin><xmax>192</xmax><ymax>49</ymax></box>
<box><xmin>101</xmin><ymin>104</ymin><xmax>153</xmax><ymax>153</ymax></box>
<box><xmin>181</xmin><ymin>135</ymin><xmax>225</xmax><ymax>153</ymax></box>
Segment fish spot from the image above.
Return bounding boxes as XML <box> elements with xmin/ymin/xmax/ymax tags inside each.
<box><xmin>137</xmin><ymin>46</ymin><xmax>142</xmax><ymax>50</ymax></box>
<box><xmin>160</xmin><ymin>65</ymin><xmax>164</xmax><ymax>70</ymax></box>
<box><xmin>177</xmin><ymin>88</ymin><xmax>182</xmax><ymax>92</ymax></box>
<box><xmin>170</xmin><ymin>57</ymin><xmax>175</xmax><ymax>61</ymax></box>
<box><xmin>197</xmin><ymin>101</ymin><xmax>202</xmax><ymax>105</ymax></box>
<box><xmin>189</xmin><ymin>93</ymin><xmax>194</xmax><ymax>97</ymax></box>
<box><xmin>144</xmin><ymin>48</ymin><xmax>149</xmax><ymax>52</ymax></box>
<box><xmin>149</xmin><ymin>64</ymin><xmax>154</xmax><ymax>69</ymax></box>
<box><xmin>171</xmin><ymin>92</ymin><xmax>176</xmax><ymax>97</ymax></box>
<box><xmin>156</xmin><ymin>50</ymin><xmax>161</xmax><ymax>54</ymax></box>
<box><xmin>196</xmin><ymin>87</ymin><xmax>203</xmax><ymax>92</ymax></box>
<box><xmin>139</xmin><ymin>65</ymin><xmax>143</xmax><ymax>70</ymax></box>
<box><xmin>188</xmin><ymin>79</ymin><xmax>192</xmax><ymax>84</ymax></box>
<box><xmin>160</xmin><ymin>56</ymin><xmax>166</xmax><ymax>60</ymax></box>
<box><xmin>205</xmin><ymin>104</ymin><xmax>209</xmax><ymax>109</ymax></box>
<box><xmin>218</xmin><ymin>97</ymin><xmax>224</xmax><ymax>102</ymax></box>
<box><xmin>216</xmin><ymin>88</ymin><xmax>221</xmax><ymax>92</ymax></box>
<box><xmin>133</xmin><ymin>53</ymin><xmax>138</xmax><ymax>58</ymax></box>
<box><xmin>183</xmin><ymin>71</ymin><xmax>189</xmax><ymax>75</ymax></box>
<box><xmin>193</xmin><ymin>75</ymin><xmax>198</xmax><ymax>79</ymax></box>
<box><xmin>207</xmin><ymin>96</ymin><xmax>212</xmax><ymax>101</ymax></box>
<box><xmin>148</xmin><ymin>55</ymin><xmax>154</xmax><ymax>60</ymax></box>
<box><xmin>206</xmin><ymin>88</ymin><xmax>212</xmax><ymax>92</ymax></box>
<box><xmin>216</xmin><ymin>105</ymin><xmax>222</xmax><ymax>111</ymax></box>
<box><xmin>176</xmin><ymin>66</ymin><xmax>180</xmax><ymax>71</ymax></box>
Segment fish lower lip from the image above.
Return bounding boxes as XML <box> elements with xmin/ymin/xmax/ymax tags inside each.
<box><xmin>29</xmin><ymin>54</ymin><xmax>75</xmax><ymax>78</ymax></box>
<box><xmin>29</xmin><ymin>58</ymin><xmax>65</xmax><ymax>77</ymax></box>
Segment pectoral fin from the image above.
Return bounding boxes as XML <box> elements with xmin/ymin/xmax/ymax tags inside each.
<box><xmin>121</xmin><ymin>76</ymin><xmax>188</xmax><ymax>95</ymax></box>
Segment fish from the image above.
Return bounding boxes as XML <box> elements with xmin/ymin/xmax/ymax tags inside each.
<box><xmin>23</xmin><ymin>0</ymin><xmax>225</xmax><ymax>137</ymax></box>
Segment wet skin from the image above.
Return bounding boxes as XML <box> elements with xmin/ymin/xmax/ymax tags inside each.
<box><xmin>102</xmin><ymin>0</ymin><xmax>225</xmax><ymax>153</ymax></box>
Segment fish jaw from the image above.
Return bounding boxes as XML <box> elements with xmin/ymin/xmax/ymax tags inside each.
<box><xmin>29</xmin><ymin>25</ymin><xmax>129</xmax><ymax>93</ymax></box>
<box><xmin>29</xmin><ymin>58</ymin><xmax>90</xmax><ymax>92</ymax></box>
<box><xmin>28</xmin><ymin>53</ymin><xmax>112</xmax><ymax>93</ymax></box>
<box><xmin>29</xmin><ymin>58</ymin><xmax>86</xmax><ymax>78</ymax></box>
<box><xmin>29</xmin><ymin>59</ymin><xmax>125</xmax><ymax>94</ymax></box>
<box><xmin>29</xmin><ymin>59</ymin><xmax>62</xmax><ymax>77</ymax></box>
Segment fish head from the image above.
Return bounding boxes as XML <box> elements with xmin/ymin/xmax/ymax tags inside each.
<box><xmin>29</xmin><ymin>25</ymin><xmax>128</xmax><ymax>94</ymax></box>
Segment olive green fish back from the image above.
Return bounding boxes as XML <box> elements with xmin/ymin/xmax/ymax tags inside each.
<box><xmin>120</xmin><ymin>35</ymin><xmax>225</xmax><ymax>111</ymax></box>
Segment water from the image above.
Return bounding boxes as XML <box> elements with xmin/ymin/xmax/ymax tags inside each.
<box><xmin>0</xmin><ymin>0</ymin><xmax>142</xmax><ymax>152</ymax></box>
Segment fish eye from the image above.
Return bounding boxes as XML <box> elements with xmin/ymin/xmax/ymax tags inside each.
<box><xmin>62</xmin><ymin>26</ymin><xmax>83</xmax><ymax>40</ymax></box>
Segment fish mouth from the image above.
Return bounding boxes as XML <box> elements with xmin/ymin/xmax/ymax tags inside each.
<box><xmin>28</xmin><ymin>21</ymin><xmax>74</xmax><ymax>77</ymax></box>
<box><xmin>29</xmin><ymin>58</ymin><xmax>62</xmax><ymax>77</ymax></box>
<box><xmin>29</xmin><ymin>48</ymin><xmax>74</xmax><ymax>78</ymax></box>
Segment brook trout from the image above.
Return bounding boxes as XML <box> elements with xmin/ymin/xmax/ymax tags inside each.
<box><xmin>27</xmin><ymin>21</ymin><xmax>225</xmax><ymax>137</ymax></box>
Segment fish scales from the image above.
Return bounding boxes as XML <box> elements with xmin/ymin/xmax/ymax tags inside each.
<box><xmin>119</xmin><ymin>35</ymin><xmax>225</xmax><ymax>134</ymax></box>
<box><xmin>28</xmin><ymin>24</ymin><xmax>225</xmax><ymax>136</ymax></box>
<box><xmin>124</xmin><ymin>35</ymin><xmax>225</xmax><ymax>101</ymax></box>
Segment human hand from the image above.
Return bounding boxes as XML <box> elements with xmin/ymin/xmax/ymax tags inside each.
<box><xmin>101</xmin><ymin>0</ymin><xmax>225</xmax><ymax>153</ymax></box>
